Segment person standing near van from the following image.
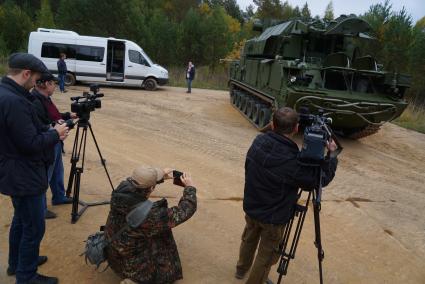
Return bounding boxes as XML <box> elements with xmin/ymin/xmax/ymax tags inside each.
<box><xmin>186</xmin><ymin>61</ymin><xmax>195</xmax><ymax>93</ymax></box>
<box><xmin>57</xmin><ymin>53</ymin><xmax>67</xmax><ymax>93</ymax></box>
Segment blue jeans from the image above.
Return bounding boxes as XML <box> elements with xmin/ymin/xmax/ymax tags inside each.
<box><xmin>45</xmin><ymin>142</ymin><xmax>67</xmax><ymax>207</ymax></box>
<box><xmin>9</xmin><ymin>194</ymin><xmax>45</xmax><ymax>283</ymax></box>
<box><xmin>187</xmin><ymin>79</ymin><xmax>192</xmax><ymax>93</ymax></box>
<box><xmin>58</xmin><ymin>73</ymin><xmax>65</xmax><ymax>92</ymax></box>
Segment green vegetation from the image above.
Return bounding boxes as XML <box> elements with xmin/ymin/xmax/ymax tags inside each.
<box><xmin>168</xmin><ymin>65</ymin><xmax>229</xmax><ymax>90</ymax></box>
<box><xmin>0</xmin><ymin>58</ymin><xmax>6</xmax><ymax>76</ymax></box>
<box><xmin>393</xmin><ymin>105</ymin><xmax>425</xmax><ymax>134</ymax></box>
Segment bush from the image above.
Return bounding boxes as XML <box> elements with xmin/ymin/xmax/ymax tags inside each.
<box><xmin>393</xmin><ymin>104</ymin><xmax>425</xmax><ymax>134</ymax></box>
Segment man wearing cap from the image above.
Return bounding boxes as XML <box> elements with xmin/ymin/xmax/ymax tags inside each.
<box><xmin>105</xmin><ymin>166</ymin><xmax>197</xmax><ymax>284</ymax></box>
<box><xmin>0</xmin><ymin>53</ymin><xmax>68</xmax><ymax>284</ymax></box>
<box><xmin>31</xmin><ymin>71</ymin><xmax>77</xmax><ymax>219</ymax></box>
<box><xmin>57</xmin><ymin>53</ymin><xmax>67</xmax><ymax>93</ymax></box>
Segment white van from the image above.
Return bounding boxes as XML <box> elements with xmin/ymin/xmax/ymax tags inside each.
<box><xmin>28</xmin><ymin>28</ymin><xmax>168</xmax><ymax>90</ymax></box>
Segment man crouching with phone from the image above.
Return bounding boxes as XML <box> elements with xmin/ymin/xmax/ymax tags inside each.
<box><xmin>104</xmin><ymin>166</ymin><xmax>197</xmax><ymax>284</ymax></box>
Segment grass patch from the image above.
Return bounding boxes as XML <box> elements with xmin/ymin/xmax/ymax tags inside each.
<box><xmin>168</xmin><ymin>65</ymin><xmax>229</xmax><ymax>91</ymax></box>
<box><xmin>393</xmin><ymin>104</ymin><xmax>425</xmax><ymax>134</ymax></box>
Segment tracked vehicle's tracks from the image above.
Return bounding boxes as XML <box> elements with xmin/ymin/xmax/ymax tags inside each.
<box><xmin>347</xmin><ymin>125</ymin><xmax>381</xmax><ymax>139</ymax></box>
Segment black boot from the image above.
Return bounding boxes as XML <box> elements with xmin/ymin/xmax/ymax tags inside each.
<box><xmin>45</xmin><ymin>210</ymin><xmax>57</xmax><ymax>219</ymax></box>
<box><xmin>6</xmin><ymin>256</ymin><xmax>48</xmax><ymax>276</ymax></box>
<box><xmin>28</xmin><ymin>273</ymin><xmax>58</xmax><ymax>284</ymax></box>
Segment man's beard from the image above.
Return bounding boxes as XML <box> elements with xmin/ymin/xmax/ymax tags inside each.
<box><xmin>22</xmin><ymin>75</ymin><xmax>36</xmax><ymax>91</ymax></box>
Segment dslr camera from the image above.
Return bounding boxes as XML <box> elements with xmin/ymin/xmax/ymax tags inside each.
<box><xmin>70</xmin><ymin>84</ymin><xmax>103</xmax><ymax>123</ymax></box>
<box><xmin>298</xmin><ymin>108</ymin><xmax>337</xmax><ymax>164</ymax></box>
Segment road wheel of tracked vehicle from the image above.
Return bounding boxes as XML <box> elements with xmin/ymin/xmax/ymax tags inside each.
<box><xmin>252</xmin><ymin>104</ymin><xmax>263</xmax><ymax>124</ymax></box>
<box><xmin>239</xmin><ymin>95</ymin><xmax>247</xmax><ymax>111</ymax></box>
<box><xmin>236</xmin><ymin>93</ymin><xmax>244</xmax><ymax>108</ymax></box>
<box><xmin>235</xmin><ymin>93</ymin><xmax>240</xmax><ymax>107</ymax></box>
<box><xmin>65</xmin><ymin>73</ymin><xmax>76</xmax><ymax>86</ymax></box>
<box><xmin>246</xmin><ymin>100</ymin><xmax>255</xmax><ymax>117</ymax></box>
<box><xmin>230</xmin><ymin>91</ymin><xmax>237</xmax><ymax>105</ymax></box>
<box><xmin>259</xmin><ymin>108</ymin><xmax>271</xmax><ymax>128</ymax></box>
<box><xmin>143</xmin><ymin>78</ymin><xmax>158</xmax><ymax>91</ymax></box>
<box><xmin>241</xmin><ymin>96</ymin><xmax>249</xmax><ymax>113</ymax></box>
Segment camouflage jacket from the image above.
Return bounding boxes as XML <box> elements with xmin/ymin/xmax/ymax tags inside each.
<box><xmin>105</xmin><ymin>180</ymin><xmax>197</xmax><ymax>284</ymax></box>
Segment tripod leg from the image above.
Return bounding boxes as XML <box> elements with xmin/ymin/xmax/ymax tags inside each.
<box><xmin>88</xmin><ymin>123</ymin><xmax>114</xmax><ymax>191</ymax></box>
<box><xmin>313</xmin><ymin>190</ymin><xmax>324</xmax><ymax>284</ymax></box>
<box><xmin>71</xmin><ymin>168</ymin><xmax>82</xmax><ymax>223</ymax></box>
<box><xmin>66</xmin><ymin>125</ymin><xmax>81</xmax><ymax>197</ymax></box>
<box><xmin>276</xmin><ymin>191</ymin><xmax>311</xmax><ymax>284</ymax></box>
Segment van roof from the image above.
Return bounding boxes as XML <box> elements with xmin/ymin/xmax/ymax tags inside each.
<box><xmin>36</xmin><ymin>28</ymin><xmax>79</xmax><ymax>35</ymax></box>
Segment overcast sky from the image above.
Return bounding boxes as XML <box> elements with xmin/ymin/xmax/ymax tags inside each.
<box><xmin>237</xmin><ymin>0</ymin><xmax>424</xmax><ymax>23</ymax></box>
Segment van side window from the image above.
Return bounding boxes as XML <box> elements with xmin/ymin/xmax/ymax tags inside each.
<box><xmin>129</xmin><ymin>50</ymin><xmax>150</xmax><ymax>66</ymax></box>
<box><xmin>41</xmin><ymin>42</ymin><xmax>104</xmax><ymax>62</ymax></box>
<box><xmin>77</xmin><ymin>46</ymin><xmax>105</xmax><ymax>62</ymax></box>
<box><xmin>42</xmin><ymin>42</ymin><xmax>76</xmax><ymax>59</ymax></box>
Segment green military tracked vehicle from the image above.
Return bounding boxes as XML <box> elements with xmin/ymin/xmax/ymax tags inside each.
<box><xmin>228</xmin><ymin>15</ymin><xmax>411</xmax><ymax>138</ymax></box>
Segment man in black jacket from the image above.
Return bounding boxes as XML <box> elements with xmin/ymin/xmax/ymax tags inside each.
<box><xmin>235</xmin><ymin>107</ymin><xmax>338</xmax><ymax>284</ymax></box>
<box><xmin>56</xmin><ymin>53</ymin><xmax>67</xmax><ymax>93</ymax></box>
<box><xmin>0</xmin><ymin>53</ymin><xmax>69</xmax><ymax>284</ymax></box>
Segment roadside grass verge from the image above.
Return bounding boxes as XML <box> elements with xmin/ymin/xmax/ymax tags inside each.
<box><xmin>393</xmin><ymin>104</ymin><xmax>425</xmax><ymax>134</ymax></box>
<box><xmin>168</xmin><ymin>65</ymin><xmax>228</xmax><ymax>91</ymax></box>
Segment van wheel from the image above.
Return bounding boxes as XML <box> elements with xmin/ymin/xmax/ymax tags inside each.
<box><xmin>143</xmin><ymin>78</ymin><xmax>157</xmax><ymax>91</ymax></box>
<box><xmin>65</xmin><ymin>73</ymin><xmax>76</xmax><ymax>86</ymax></box>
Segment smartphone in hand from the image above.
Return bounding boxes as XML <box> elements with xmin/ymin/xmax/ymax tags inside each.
<box><xmin>173</xmin><ymin>170</ymin><xmax>185</xmax><ymax>187</ymax></box>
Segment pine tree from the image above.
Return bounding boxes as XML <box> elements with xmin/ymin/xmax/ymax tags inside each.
<box><xmin>324</xmin><ymin>1</ymin><xmax>334</xmax><ymax>21</ymax></box>
<box><xmin>301</xmin><ymin>2</ymin><xmax>311</xmax><ymax>20</ymax></box>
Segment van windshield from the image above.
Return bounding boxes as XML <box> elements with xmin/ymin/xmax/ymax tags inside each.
<box><xmin>140</xmin><ymin>50</ymin><xmax>153</xmax><ymax>65</ymax></box>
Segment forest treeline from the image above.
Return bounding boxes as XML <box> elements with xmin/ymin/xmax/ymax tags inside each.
<box><xmin>0</xmin><ymin>0</ymin><xmax>424</xmax><ymax>104</ymax></box>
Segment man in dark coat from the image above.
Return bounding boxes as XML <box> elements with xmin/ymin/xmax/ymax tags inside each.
<box><xmin>31</xmin><ymin>71</ymin><xmax>76</xmax><ymax>219</ymax></box>
<box><xmin>56</xmin><ymin>53</ymin><xmax>67</xmax><ymax>93</ymax></box>
<box><xmin>235</xmin><ymin>107</ymin><xmax>338</xmax><ymax>284</ymax></box>
<box><xmin>0</xmin><ymin>53</ymin><xmax>69</xmax><ymax>284</ymax></box>
<box><xmin>105</xmin><ymin>166</ymin><xmax>197</xmax><ymax>284</ymax></box>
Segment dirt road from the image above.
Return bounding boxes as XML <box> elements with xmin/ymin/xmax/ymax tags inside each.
<box><xmin>1</xmin><ymin>86</ymin><xmax>424</xmax><ymax>284</ymax></box>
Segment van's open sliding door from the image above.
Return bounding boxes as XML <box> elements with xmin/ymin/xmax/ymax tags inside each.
<box><xmin>107</xmin><ymin>40</ymin><xmax>125</xmax><ymax>82</ymax></box>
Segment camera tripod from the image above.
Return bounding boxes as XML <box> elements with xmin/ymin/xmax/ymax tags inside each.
<box><xmin>66</xmin><ymin>119</ymin><xmax>114</xmax><ymax>224</ymax></box>
<box><xmin>276</xmin><ymin>168</ymin><xmax>325</xmax><ymax>284</ymax></box>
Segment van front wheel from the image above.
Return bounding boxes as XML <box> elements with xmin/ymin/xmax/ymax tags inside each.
<box><xmin>143</xmin><ymin>78</ymin><xmax>157</xmax><ymax>91</ymax></box>
<box><xmin>65</xmin><ymin>73</ymin><xmax>76</xmax><ymax>86</ymax></box>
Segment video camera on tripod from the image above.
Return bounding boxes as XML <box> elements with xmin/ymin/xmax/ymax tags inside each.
<box><xmin>276</xmin><ymin>107</ymin><xmax>342</xmax><ymax>284</ymax></box>
<box><xmin>66</xmin><ymin>84</ymin><xmax>114</xmax><ymax>224</ymax></box>
<box><xmin>70</xmin><ymin>84</ymin><xmax>103</xmax><ymax>123</ymax></box>
<box><xmin>298</xmin><ymin>107</ymin><xmax>342</xmax><ymax>163</ymax></box>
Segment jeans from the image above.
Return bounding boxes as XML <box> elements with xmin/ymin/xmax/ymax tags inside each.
<box><xmin>9</xmin><ymin>194</ymin><xmax>46</xmax><ymax>283</ymax></box>
<box><xmin>43</xmin><ymin>142</ymin><xmax>67</xmax><ymax>210</ymax></box>
<box><xmin>58</xmin><ymin>73</ymin><xmax>65</xmax><ymax>92</ymax></box>
<box><xmin>187</xmin><ymin>79</ymin><xmax>192</xmax><ymax>93</ymax></box>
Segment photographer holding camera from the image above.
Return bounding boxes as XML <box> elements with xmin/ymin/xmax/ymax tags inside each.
<box><xmin>104</xmin><ymin>166</ymin><xmax>197</xmax><ymax>284</ymax></box>
<box><xmin>0</xmin><ymin>53</ymin><xmax>68</xmax><ymax>284</ymax></box>
<box><xmin>31</xmin><ymin>71</ymin><xmax>77</xmax><ymax>218</ymax></box>
<box><xmin>235</xmin><ymin>107</ymin><xmax>338</xmax><ymax>284</ymax></box>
